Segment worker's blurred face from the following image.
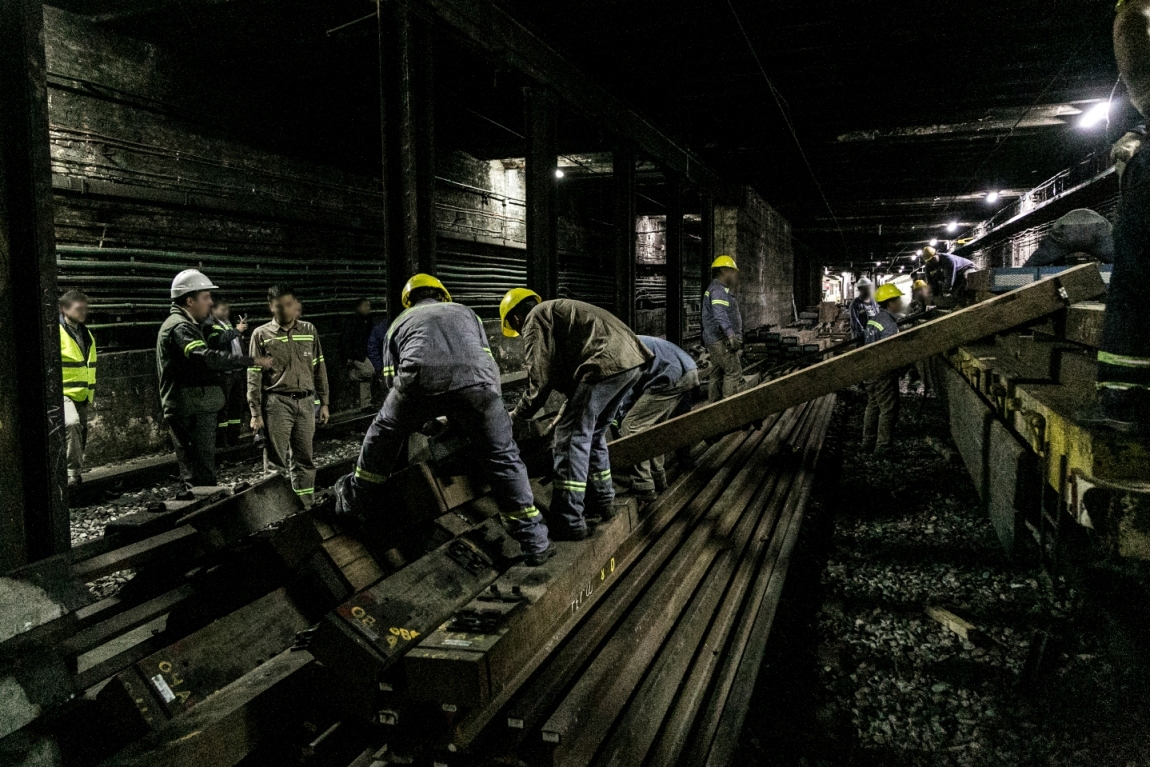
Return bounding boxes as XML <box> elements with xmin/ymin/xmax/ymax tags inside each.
<box><xmin>356</xmin><ymin>300</ymin><xmax>372</xmax><ymax>316</ymax></box>
<box><xmin>63</xmin><ymin>300</ymin><xmax>88</xmax><ymax>325</ymax></box>
<box><xmin>183</xmin><ymin>291</ymin><xmax>213</xmax><ymax>321</ymax></box>
<box><xmin>886</xmin><ymin>297</ymin><xmax>905</xmax><ymax>314</ymax></box>
<box><xmin>858</xmin><ymin>285</ymin><xmax>873</xmax><ymax>300</ymax></box>
<box><xmin>720</xmin><ymin>267</ymin><xmax>738</xmax><ymax>287</ymax></box>
<box><xmin>212</xmin><ymin>302</ymin><xmax>230</xmax><ymax>320</ymax></box>
<box><xmin>270</xmin><ymin>295</ymin><xmax>298</xmax><ymax>325</ymax></box>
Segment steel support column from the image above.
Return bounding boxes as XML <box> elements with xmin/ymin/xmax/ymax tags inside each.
<box><xmin>699</xmin><ymin>192</ymin><xmax>715</xmax><ymax>302</ymax></box>
<box><xmin>525</xmin><ymin>87</ymin><xmax>559</xmax><ymax>300</ymax></box>
<box><xmin>664</xmin><ymin>173</ymin><xmax>683</xmax><ymax>345</ymax></box>
<box><xmin>612</xmin><ymin>147</ymin><xmax>636</xmax><ymax>326</ymax></box>
<box><xmin>379</xmin><ymin>0</ymin><xmax>435</xmax><ymax>313</ymax></box>
<box><xmin>0</xmin><ymin>0</ymin><xmax>68</xmax><ymax>569</ymax></box>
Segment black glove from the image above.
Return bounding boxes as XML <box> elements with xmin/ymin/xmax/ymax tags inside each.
<box><xmin>726</xmin><ymin>336</ymin><xmax>743</xmax><ymax>353</ymax></box>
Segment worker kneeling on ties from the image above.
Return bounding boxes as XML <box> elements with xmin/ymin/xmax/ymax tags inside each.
<box><xmin>337</xmin><ymin>275</ymin><xmax>553</xmax><ymax>565</ymax></box>
<box><xmin>923</xmin><ymin>246</ymin><xmax>978</xmax><ymax>298</ymax></box>
<box><xmin>501</xmin><ymin>290</ymin><xmax>653</xmax><ymax>541</ymax></box>
<box><xmin>861</xmin><ymin>283</ymin><xmax>904</xmax><ymax>455</ymax></box>
<box><xmin>702</xmin><ymin>256</ymin><xmax>744</xmax><ymax>402</ymax></box>
<box><xmin>157</xmin><ymin>270</ymin><xmax>272</xmax><ymax>497</ymax></box>
<box><xmin>614</xmin><ymin>336</ymin><xmax>700</xmax><ymax>502</ymax></box>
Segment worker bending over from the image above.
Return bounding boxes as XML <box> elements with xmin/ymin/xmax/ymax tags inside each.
<box><xmin>1092</xmin><ymin>0</ymin><xmax>1150</xmax><ymax>432</ymax></box>
<box><xmin>1024</xmin><ymin>209</ymin><xmax>1115</xmax><ymax>267</ymax></box>
<box><xmin>248</xmin><ymin>285</ymin><xmax>330</xmax><ymax>506</ymax></box>
<box><xmin>157</xmin><ymin>270</ymin><xmax>271</xmax><ymax>497</ymax></box>
<box><xmin>849</xmin><ymin>276</ymin><xmax>878</xmax><ymax>340</ymax></box>
<box><xmin>701</xmin><ymin>255</ymin><xmax>743</xmax><ymax>402</ymax></box>
<box><xmin>59</xmin><ymin>290</ymin><xmax>95</xmax><ymax>490</ymax></box>
<box><xmin>502</xmin><ymin>291</ymin><xmax>653</xmax><ymax>541</ymax></box>
<box><xmin>338</xmin><ymin>275</ymin><xmax>551</xmax><ymax>563</ymax></box>
<box><xmin>923</xmin><ymin>246</ymin><xmax>978</xmax><ymax>297</ymax></box>
<box><xmin>861</xmin><ymin>283</ymin><xmax>905</xmax><ymax>455</ymax></box>
<box><xmin>909</xmin><ymin>280</ymin><xmax>932</xmax><ymax>316</ymax></box>
<box><xmin>203</xmin><ymin>295</ymin><xmax>248</xmax><ymax>447</ymax></box>
<box><xmin>615</xmin><ymin>335</ymin><xmax>699</xmax><ymax>502</ymax></box>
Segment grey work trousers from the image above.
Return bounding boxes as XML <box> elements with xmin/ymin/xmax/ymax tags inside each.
<box><xmin>167</xmin><ymin>411</ymin><xmax>218</xmax><ymax>492</ymax></box>
<box><xmin>347</xmin><ymin>359</ymin><xmax>375</xmax><ymax>408</ymax></box>
<box><xmin>64</xmin><ymin>398</ymin><xmax>89</xmax><ymax>480</ymax></box>
<box><xmin>706</xmin><ymin>340</ymin><xmax>743</xmax><ymax>403</ymax></box>
<box><xmin>264</xmin><ymin>392</ymin><xmax>317</xmax><ymax>505</ymax></box>
<box><xmin>617</xmin><ymin>369</ymin><xmax>699</xmax><ymax>491</ymax></box>
<box><xmin>863</xmin><ymin>374</ymin><xmax>900</xmax><ymax>450</ymax></box>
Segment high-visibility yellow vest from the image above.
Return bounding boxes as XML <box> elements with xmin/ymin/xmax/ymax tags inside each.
<box><xmin>60</xmin><ymin>324</ymin><xmax>96</xmax><ymax>402</ymax></box>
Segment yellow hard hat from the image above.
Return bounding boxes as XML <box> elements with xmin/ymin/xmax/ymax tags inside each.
<box><xmin>913</xmin><ymin>279</ymin><xmax>929</xmax><ymax>290</ymax></box>
<box><xmin>922</xmin><ymin>246</ymin><xmax>938</xmax><ymax>260</ymax></box>
<box><xmin>401</xmin><ymin>273</ymin><xmax>451</xmax><ymax>309</ymax></box>
<box><xmin>875</xmin><ymin>283</ymin><xmax>904</xmax><ymax>303</ymax></box>
<box><xmin>711</xmin><ymin>255</ymin><xmax>738</xmax><ymax>271</ymax></box>
<box><xmin>499</xmin><ymin>287</ymin><xmax>542</xmax><ymax>337</ymax></box>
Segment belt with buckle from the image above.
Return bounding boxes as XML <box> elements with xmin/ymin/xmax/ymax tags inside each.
<box><xmin>271</xmin><ymin>390</ymin><xmax>315</xmax><ymax>400</ymax></box>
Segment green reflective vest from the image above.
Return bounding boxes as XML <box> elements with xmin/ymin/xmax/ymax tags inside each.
<box><xmin>60</xmin><ymin>323</ymin><xmax>96</xmax><ymax>402</ymax></box>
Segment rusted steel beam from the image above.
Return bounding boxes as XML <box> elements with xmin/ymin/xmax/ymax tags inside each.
<box><xmin>609</xmin><ymin>264</ymin><xmax>1107</xmax><ymax>467</ymax></box>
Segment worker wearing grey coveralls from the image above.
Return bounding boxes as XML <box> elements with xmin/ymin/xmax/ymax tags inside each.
<box><xmin>701</xmin><ymin>256</ymin><xmax>744</xmax><ymax>403</ymax></box>
<box><xmin>1024</xmin><ymin>208</ymin><xmax>1115</xmax><ymax>267</ymax></box>
<box><xmin>504</xmin><ymin>295</ymin><xmax>653</xmax><ymax>541</ymax></box>
<box><xmin>339</xmin><ymin>280</ymin><xmax>550</xmax><ymax>559</ymax></box>
<box><xmin>862</xmin><ymin>284</ymin><xmax>904</xmax><ymax>455</ymax></box>
<box><xmin>615</xmin><ymin>336</ymin><xmax>699</xmax><ymax>498</ymax></box>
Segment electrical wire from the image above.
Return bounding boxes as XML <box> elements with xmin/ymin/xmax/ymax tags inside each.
<box><xmin>724</xmin><ymin>0</ymin><xmax>850</xmax><ymax>257</ymax></box>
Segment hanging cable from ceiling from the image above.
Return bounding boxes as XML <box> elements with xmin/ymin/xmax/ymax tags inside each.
<box><xmin>725</xmin><ymin>0</ymin><xmax>850</xmax><ymax>257</ymax></box>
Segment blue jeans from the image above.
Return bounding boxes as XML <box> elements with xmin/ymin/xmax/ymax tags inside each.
<box><xmin>1099</xmin><ymin>146</ymin><xmax>1150</xmax><ymax>416</ymax></box>
<box><xmin>350</xmin><ymin>383</ymin><xmax>549</xmax><ymax>554</ymax></box>
<box><xmin>550</xmin><ymin>367</ymin><xmax>643</xmax><ymax>536</ymax></box>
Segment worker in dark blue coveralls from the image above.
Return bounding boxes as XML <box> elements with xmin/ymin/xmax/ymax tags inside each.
<box><xmin>614</xmin><ymin>335</ymin><xmax>700</xmax><ymax>502</ymax></box>
<box><xmin>366</xmin><ymin>317</ymin><xmax>391</xmax><ymax>376</ymax></box>
<box><xmin>849</xmin><ymin>276</ymin><xmax>879</xmax><ymax>340</ymax></box>
<box><xmin>923</xmin><ymin>246</ymin><xmax>978</xmax><ymax>297</ymax></box>
<box><xmin>337</xmin><ymin>274</ymin><xmax>552</xmax><ymax>564</ymax></box>
<box><xmin>1090</xmin><ymin>0</ymin><xmax>1150</xmax><ymax>432</ymax></box>
<box><xmin>862</xmin><ymin>283</ymin><xmax>904</xmax><ymax>455</ymax></box>
<box><xmin>1024</xmin><ymin>208</ymin><xmax>1115</xmax><ymax>267</ymax></box>
<box><xmin>501</xmin><ymin>291</ymin><xmax>653</xmax><ymax>541</ymax></box>
<box><xmin>701</xmin><ymin>255</ymin><xmax>743</xmax><ymax>403</ymax></box>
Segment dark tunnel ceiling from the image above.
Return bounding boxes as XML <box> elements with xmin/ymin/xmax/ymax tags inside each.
<box><xmin>57</xmin><ymin>0</ymin><xmax>1123</xmax><ymax>266</ymax></box>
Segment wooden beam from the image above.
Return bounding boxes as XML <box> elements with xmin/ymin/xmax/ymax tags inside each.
<box><xmin>0</xmin><ymin>0</ymin><xmax>67</xmax><ymax>569</ymax></box>
<box><xmin>664</xmin><ymin>173</ymin><xmax>683</xmax><ymax>345</ymax></box>
<box><xmin>420</xmin><ymin>0</ymin><xmax>721</xmax><ymax>191</ymax></box>
<box><xmin>613</xmin><ymin>147</ymin><xmax>636</xmax><ymax>327</ymax></box>
<box><xmin>608</xmin><ymin>264</ymin><xmax>1108</xmax><ymax>466</ymax></box>
<box><xmin>525</xmin><ymin>87</ymin><xmax>559</xmax><ymax>300</ymax></box>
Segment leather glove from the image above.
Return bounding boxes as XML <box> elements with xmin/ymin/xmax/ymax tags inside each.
<box><xmin>725</xmin><ymin>336</ymin><xmax>743</xmax><ymax>353</ymax></box>
<box><xmin>1112</xmin><ymin>131</ymin><xmax>1144</xmax><ymax>182</ymax></box>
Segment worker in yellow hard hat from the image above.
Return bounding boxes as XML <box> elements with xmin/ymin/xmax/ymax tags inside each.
<box><xmin>337</xmin><ymin>274</ymin><xmax>553</xmax><ymax>564</ymax></box>
<box><xmin>701</xmin><ymin>255</ymin><xmax>744</xmax><ymax>403</ymax></box>
<box><xmin>502</xmin><ymin>288</ymin><xmax>653</xmax><ymax>540</ymax></box>
<box><xmin>861</xmin><ymin>283</ymin><xmax>905</xmax><ymax>455</ymax></box>
<box><xmin>922</xmin><ymin>244</ymin><xmax>978</xmax><ymax>297</ymax></box>
<box><xmin>909</xmin><ymin>279</ymin><xmax>932</xmax><ymax>315</ymax></box>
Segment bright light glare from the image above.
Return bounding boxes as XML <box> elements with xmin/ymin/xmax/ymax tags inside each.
<box><xmin>929</xmin><ymin>239</ymin><xmax>938</xmax><ymax>246</ymax></box>
<box><xmin>986</xmin><ymin>191</ymin><xmax>1000</xmax><ymax>203</ymax></box>
<box><xmin>947</xmin><ymin>222</ymin><xmax>958</xmax><ymax>233</ymax></box>
<box><xmin>915</xmin><ymin>250</ymin><xmax>923</xmax><ymax>257</ymax></box>
<box><xmin>554</xmin><ymin>169</ymin><xmax>565</xmax><ymax>178</ymax></box>
<box><xmin>1079</xmin><ymin>102</ymin><xmax>1110</xmax><ymax>129</ymax></box>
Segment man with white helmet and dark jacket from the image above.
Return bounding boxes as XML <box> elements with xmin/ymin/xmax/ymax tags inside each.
<box><xmin>157</xmin><ymin>269</ymin><xmax>272</xmax><ymax>496</ymax></box>
<box><xmin>848</xmin><ymin>277</ymin><xmax>879</xmax><ymax>340</ymax></box>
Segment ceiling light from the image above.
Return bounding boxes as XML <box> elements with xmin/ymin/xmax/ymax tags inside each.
<box><xmin>986</xmin><ymin>191</ymin><xmax>1000</xmax><ymax>203</ymax></box>
<box><xmin>554</xmin><ymin>169</ymin><xmax>565</xmax><ymax>178</ymax></box>
<box><xmin>1079</xmin><ymin>101</ymin><xmax>1110</xmax><ymax>129</ymax></box>
<box><xmin>947</xmin><ymin>221</ymin><xmax>958</xmax><ymax>233</ymax></box>
<box><xmin>915</xmin><ymin>250</ymin><xmax>923</xmax><ymax>257</ymax></box>
<box><xmin>929</xmin><ymin>239</ymin><xmax>938</xmax><ymax>247</ymax></box>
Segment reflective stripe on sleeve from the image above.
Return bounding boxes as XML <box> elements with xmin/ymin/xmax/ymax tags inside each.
<box><xmin>355</xmin><ymin>466</ymin><xmax>387</xmax><ymax>484</ymax></box>
<box><xmin>1098</xmin><ymin>351</ymin><xmax>1150</xmax><ymax>368</ymax></box>
<box><xmin>711</xmin><ymin>299</ymin><xmax>730</xmax><ymax>307</ymax></box>
<box><xmin>867</xmin><ymin>320</ymin><xmax>885</xmax><ymax>331</ymax></box>
<box><xmin>184</xmin><ymin>339</ymin><xmax>206</xmax><ymax>356</ymax></box>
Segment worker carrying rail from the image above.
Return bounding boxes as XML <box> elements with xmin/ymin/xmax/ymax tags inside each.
<box><xmin>337</xmin><ymin>275</ymin><xmax>553</xmax><ymax>564</ymax></box>
<box><xmin>861</xmin><ymin>283</ymin><xmax>905</xmax><ymax>455</ymax></box>
<box><xmin>501</xmin><ymin>291</ymin><xmax>653</xmax><ymax>541</ymax></box>
<box><xmin>701</xmin><ymin>255</ymin><xmax>744</xmax><ymax>402</ymax></box>
<box><xmin>613</xmin><ymin>335</ymin><xmax>700</xmax><ymax>502</ymax></box>
<box><xmin>157</xmin><ymin>270</ymin><xmax>272</xmax><ymax>497</ymax></box>
<box><xmin>849</xmin><ymin>276</ymin><xmax>878</xmax><ymax>340</ymax></box>
<box><xmin>1089</xmin><ymin>0</ymin><xmax>1150</xmax><ymax>433</ymax></box>
<box><xmin>923</xmin><ymin>245</ymin><xmax>978</xmax><ymax>298</ymax></box>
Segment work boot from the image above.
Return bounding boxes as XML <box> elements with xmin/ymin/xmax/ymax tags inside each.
<box><xmin>653</xmin><ymin>470</ymin><xmax>667</xmax><ymax>493</ymax></box>
<box><xmin>549</xmin><ymin>526</ymin><xmax>588</xmax><ymax>542</ymax></box>
<box><xmin>523</xmin><ymin>543</ymin><xmax>557</xmax><ymax>567</ymax></box>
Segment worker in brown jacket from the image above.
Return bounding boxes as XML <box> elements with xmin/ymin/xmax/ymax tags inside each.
<box><xmin>501</xmin><ymin>291</ymin><xmax>653</xmax><ymax>540</ymax></box>
<box><xmin>247</xmin><ymin>284</ymin><xmax>330</xmax><ymax>505</ymax></box>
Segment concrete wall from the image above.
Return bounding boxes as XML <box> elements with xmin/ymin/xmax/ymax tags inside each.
<box><xmin>715</xmin><ymin>186</ymin><xmax>794</xmax><ymax>330</ymax></box>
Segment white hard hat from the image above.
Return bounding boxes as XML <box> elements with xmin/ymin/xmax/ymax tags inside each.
<box><xmin>170</xmin><ymin>269</ymin><xmax>219</xmax><ymax>299</ymax></box>
<box><xmin>856</xmin><ymin>276</ymin><xmax>873</xmax><ymax>288</ymax></box>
